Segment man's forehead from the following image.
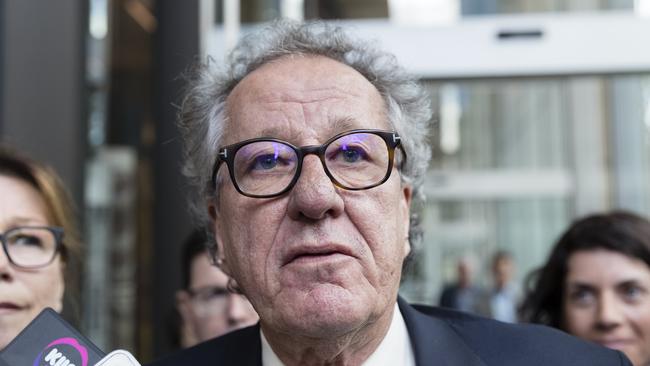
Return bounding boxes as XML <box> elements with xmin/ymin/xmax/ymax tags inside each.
<box><xmin>228</xmin><ymin>55</ymin><xmax>379</xmax><ymax>104</ymax></box>
<box><xmin>223</xmin><ymin>56</ymin><xmax>388</xmax><ymax>143</ymax></box>
<box><xmin>254</xmin><ymin>117</ymin><xmax>370</xmax><ymax>141</ymax></box>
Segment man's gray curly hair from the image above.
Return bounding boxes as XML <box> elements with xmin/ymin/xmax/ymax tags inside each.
<box><xmin>178</xmin><ymin>20</ymin><xmax>432</xmax><ymax>255</ymax></box>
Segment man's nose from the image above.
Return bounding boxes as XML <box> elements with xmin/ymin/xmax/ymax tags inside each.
<box><xmin>287</xmin><ymin>155</ymin><xmax>344</xmax><ymax>221</ymax></box>
<box><xmin>594</xmin><ymin>293</ymin><xmax>623</xmax><ymax>331</ymax></box>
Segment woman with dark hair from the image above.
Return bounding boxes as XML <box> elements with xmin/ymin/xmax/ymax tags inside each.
<box><xmin>520</xmin><ymin>211</ymin><xmax>650</xmax><ymax>366</ymax></box>
<box><xmin>0</xmin><ymin>146</ymin><xmax>81</xmax><ymax>350</ymax></box>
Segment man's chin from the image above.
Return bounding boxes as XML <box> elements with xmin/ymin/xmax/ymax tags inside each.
<box><xmin>272</xmin><ymin>286</ymin><xmax>374</xmax><ymax>338</ymax></box>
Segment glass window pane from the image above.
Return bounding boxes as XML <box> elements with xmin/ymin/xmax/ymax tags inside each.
<box><xmin>401</xmin><ymin>74</ymin><xmax>650</xmax><ymax>308</ymax></box>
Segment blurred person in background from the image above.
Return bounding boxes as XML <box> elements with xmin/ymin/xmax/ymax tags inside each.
<box><xmin>520</xmin><ymin>211</ymin><xmax>650</xmax><ymax>366</ymax></box>
<box><xmin>175</xmin><ymin>229</ymin><xmax>258</xmax><ymax>347</ymax></box>
<box><xmin>0</xmin><ymin>146</ymin><xmax>81</xmax><ymax>350</ymax></box>
<box><xmin>439</xmin><ymin>255</ymin><xmax>484</xmax><ymax>314</ymax></box>
<box><xmin>480</xmin><ymin>250</ymin><xmax>520</xmax><ymax>323</ymax></box>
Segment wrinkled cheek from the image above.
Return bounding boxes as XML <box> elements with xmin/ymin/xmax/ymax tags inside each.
<box><xmin>219</xmin><ymin>211</ymin><xmax>252</xmax><ymax>265</ymax></box>
<box><xmin>222</xmin><ymin>231</ymin><xmax>271</xmax><ymax>301</ymax></box>
<box><xmin>240</xmin><ymin>217</ymin><xmax>284</xmax><ymax>293</ymax></box>
<box><xmin>376</xmin><ymin>256</ymin><xmax>404</xmax><ymax>290</ymax></box>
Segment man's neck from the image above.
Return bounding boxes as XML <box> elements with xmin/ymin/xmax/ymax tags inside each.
<box><xmin>260</xmin><ymin>305</ymin><xmax>395</xmax><ymax>366</ymax></box>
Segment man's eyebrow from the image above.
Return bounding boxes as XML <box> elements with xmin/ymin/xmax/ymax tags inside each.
<box><xmin>257</xmin><ymin>117</ymin><xmax>365</xmax><ymax>142</ymax></box>
<box><xmin>330</xmin><ymin>117</ymin><xmax>362</xmax><ymax>135</ymax></box>
<box><xmin>257</xmin><ymin>127</ymin><xmax>302</xmax><ymax>141</ymax></box>
<box><xmin>315</xmin><ymin>117</ymin><xmax>365</xmax><ymax>140</ymax></box>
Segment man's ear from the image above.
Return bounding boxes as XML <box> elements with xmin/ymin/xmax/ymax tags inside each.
<box><xmin>208</xmin><ymin>199</ymin><xmax>218</xmax><ymax>221</ymax></box>
<box><xmin>208</xmin><ymin>202</ymin><xmax>232</xmax><ymax>276</ymax></box>
<box><xmin>401</xmin><ymin>184</ymin><xmax>413</xmax><ymax>258</ymax></box>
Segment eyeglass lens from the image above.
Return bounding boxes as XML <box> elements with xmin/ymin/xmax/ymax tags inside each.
<box><xmin>2</xmin><ymin>227</ymin><xmax>58</xmax><ymax>267</ymax></box>
<box><xmin>231</xmin><ymin>132</ymin><xmax>390</xmax><ymax>197</ymax></box>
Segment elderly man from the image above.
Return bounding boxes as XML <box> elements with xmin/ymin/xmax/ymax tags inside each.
<box><xmin>149</xmin><ymin>20</ymin><xmax>631</xmax><ymax>366</ymax></box>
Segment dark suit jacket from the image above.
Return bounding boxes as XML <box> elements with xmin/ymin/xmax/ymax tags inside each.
<box><xmin>148</xmin><ymin>297</ymin><xmax>632</xmax><ymax>366</ymax></box>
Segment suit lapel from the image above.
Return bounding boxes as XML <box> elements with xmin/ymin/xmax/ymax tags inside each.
<box><xmin>399</xmin><ymin>298</ymin><xmax>487</xmax><ymax>366</ymax></box>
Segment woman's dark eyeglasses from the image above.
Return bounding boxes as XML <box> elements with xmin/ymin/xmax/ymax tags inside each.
<box><xmin>0</xmin><ymin>226</ymin><xmax>64</xmax><ymax>269</ymax></box>
<box><xmin>187</xmin><ymin>285</ymin><xmax>249</xmax><ymax>316</ymax></box>
<box><xmin>211</xmin><ymin>129</ymin><xmax>405</xmax><ymax>199</ymax></box>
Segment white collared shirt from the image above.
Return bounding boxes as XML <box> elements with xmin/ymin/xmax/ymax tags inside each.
<box><xmin>261</xmin><ymin>303</ymin><xmax>415</xmax><ymax>366</ymax></box>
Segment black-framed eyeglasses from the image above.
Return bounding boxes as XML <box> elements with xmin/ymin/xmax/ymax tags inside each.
<box><xmin>211</xmin><ymin>129</ymin><xmax>405</xmax><ymax>199</ymax></box>
<box><xmin>0</xmin><ymin>226</ymin><xmax>64</xmax><ymax>269</ymax></box>
<box><xmin>187</xmin><ymin>285</ymin><xmax>251</xmax><ymax>316</ymax></box>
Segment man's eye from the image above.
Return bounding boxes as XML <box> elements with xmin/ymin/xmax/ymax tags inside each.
<box><xmin>331</xmin><ymin>146</ymin><xmax>368</xmax><ymax>164</ymax></box>
<box><xmin>253</xmin><ymin>154</ymin><xmax>279</xmax><ymax>170</ymax></box>
<box><xmin>342</xmin><ymin>148</ymin><xmax>362</xmax><ymax>163</ymax></box>
<box><xmin>248</xmin><ymin>152</ymin><xmax>296</xmax><ymax>172</ymax></box>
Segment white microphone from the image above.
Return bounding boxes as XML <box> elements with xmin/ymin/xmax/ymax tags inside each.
<box><xmin>94</xmin><ymin>350</ymin><xmax>141</xmax><ymax>366</ymax></box>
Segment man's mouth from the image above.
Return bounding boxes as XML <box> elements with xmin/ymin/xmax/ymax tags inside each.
<box><xmin>283</xmin><ymin>244</ymin><xmax>355</xmax><ymax>267</ymax></box>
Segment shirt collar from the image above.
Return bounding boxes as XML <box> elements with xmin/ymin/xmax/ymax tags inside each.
<box><xmin>260</xmin><ymin>303</ymin><xmax>415</xmax><ymax>366</ymax></box>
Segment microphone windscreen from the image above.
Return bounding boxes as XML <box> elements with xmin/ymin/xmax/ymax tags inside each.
<box><xmin>94</xmin><ymin>350</ymin><xmax>141</xmax><ymax>366</ymax></box>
